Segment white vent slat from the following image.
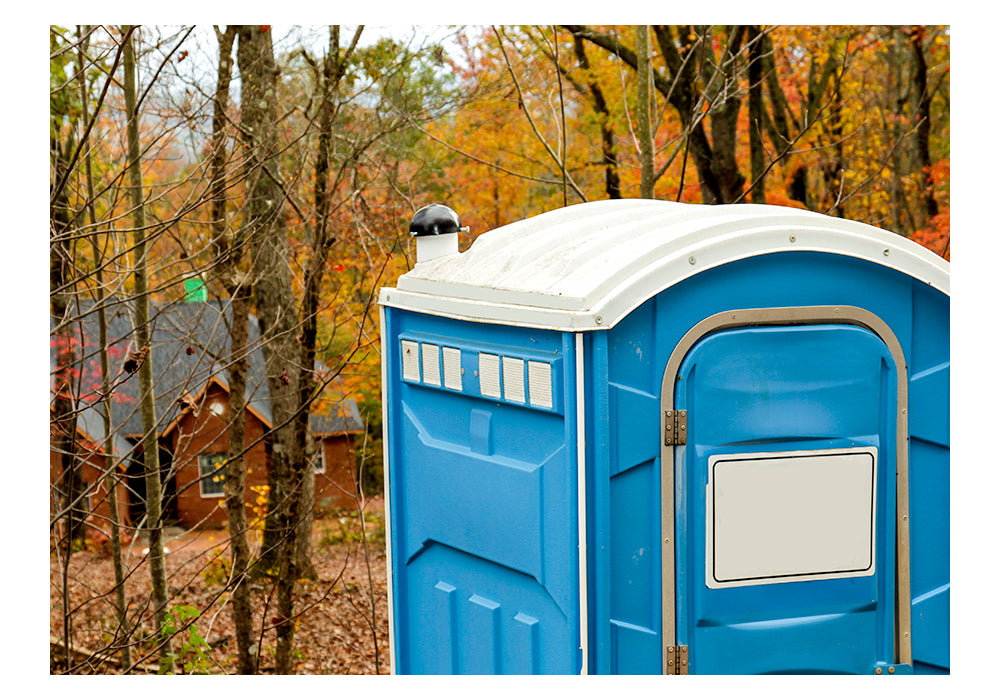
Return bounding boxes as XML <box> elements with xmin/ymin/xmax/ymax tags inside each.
<box><xmin>443</xmin><ymin>347</ymin><xmax>463</xmax><ymax>390</ymax></box>
<box><xmin>479</xmin><ymin>353</ymin><xmax>501</xmax><ymax>398</ymax></box>
<box><xmin>401</xmin><ymin>340</ymin><xmax>420</xmax><ymax>382</ymax></box>
<box><xmin>502</xmin><ymin>356</ymin><xmax>525</xmax><ymax>403</ymax></box>
<box><xmin>528</xmin><ymin>361</ymin><xmax>553</xmax><ymax>408</ymax></box>
<box><xmin>421</xmin><ymin>343</ymin><xmax>441</xmax><ymax>386</ymax></box>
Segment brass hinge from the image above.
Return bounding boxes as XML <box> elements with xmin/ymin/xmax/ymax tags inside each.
<box><xmin>666</xmin><ymin>645</ymin><xmax>689</xmax><ymax>674</ymax></box>
<box><xmin>664</xmin><ymin>410</ymin><xmax>687</xmax><ymax>446</ymax></box>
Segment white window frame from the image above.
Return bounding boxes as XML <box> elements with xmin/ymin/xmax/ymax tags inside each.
<box><xmin>312</xmin><ymin>443</ymin><xmax>327</xmax><ymax>474</ymax></box>
<box><xmin>199</xmin><ymin>452</ymin><xmax>228</xmax><ymax>498</ymax></box>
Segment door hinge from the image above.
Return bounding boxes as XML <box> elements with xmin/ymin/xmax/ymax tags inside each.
<box><xmin>664</xmin><ymin>410</ymin><xmax>687</xmax><ymax>446</ymax></box>
<box><xmin>666</xmin><ymin>645</ymin><xmax>689</xmax><ymax>674</ymax></box>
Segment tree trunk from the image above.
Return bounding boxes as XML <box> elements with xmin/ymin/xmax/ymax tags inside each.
<box><xmin>636</xmin><ymin>25</ymin><xmax>655</xmax><ymax>199</ymax></box>
<box><xmin>77</xmin><ymin>23</ymin><xmax>131</xmax><ymax>672</ymax></box>
<box><xmin>566</xmin><ymin>25</ymin><xmax>749</xmax><ymax>204</ymax></box>
<box><xmin>236</xmin><ymin>24</ymin><xmax>306</xmax><ymax>674</ymax></box>
<box><xmin>50</xmin><ymin>64</ymin><xmax>82</xmax><ymax>675</ymax></box>
<box><xmin>747</xmin><ymin>25</ymin><xmax>766</xmax><ymax>203</ymax></box>
<box><xmin>209</xmin><ymin>24</ymin><xmax>257</xmax><ymax>675</ymax></box>
<box><xmin>571</xmin><ymin>35</ymin><xmax>620</xmax><ymax>199</ymax></box>
<box><xmin>122</xmin><ymin>25</ymin><xmax>173</xmax><ymax>673</ymax></box>
<box><xmin>909</xmin><ymin>26</ymin><xmax>938</xmax><ymax>224</ymax></box>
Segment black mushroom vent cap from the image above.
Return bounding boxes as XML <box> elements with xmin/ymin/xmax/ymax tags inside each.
<box><xmin>410</xmin><ymin>204</ymin><xmax>465</xmax><ymax>237</ymax></box>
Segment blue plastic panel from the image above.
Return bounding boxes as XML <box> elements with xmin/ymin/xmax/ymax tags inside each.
<box><xmin>384</xmin><ymin>311</ymin><xmax>579</xmax><ymax>674</ymax></box>
<box><xmin>676</xmin><ymin>324</ymin><xmax>896</xmax><ymax>674</ymax></box>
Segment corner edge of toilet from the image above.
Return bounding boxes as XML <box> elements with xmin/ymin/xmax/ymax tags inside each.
<box><xmin>378</xmin><ymin>199</ymin><xmax>950</xmax><ymax>675</ymax></box>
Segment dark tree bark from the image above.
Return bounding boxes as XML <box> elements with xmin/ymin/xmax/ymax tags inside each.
<box><xmin>293</xmin><ymin>25</ymin><xmax>363</xmax><ymax>580</ymax></box>
<box><xmin>565</xmin><ymin>24</ymin><xmax>748</xmax><ymax>204</ymax></box>
<box><xmin>570</xmin><ymin>35</ymin><xmax>620</xmax><ymax>199</ymax></box>
<box><xmin>909</xmin><ymin>26</ymin><xmax>938</xmax><ymax>223</ymax></box>
<box><xmin>236</xmin><ymin>24</ymin><xmax>305</xmax><ymax>675</ymax></box>
<box><xmin>747</xmin><ymin>25</ymin><xmax>766</xmax><ymax>203</ymax></box>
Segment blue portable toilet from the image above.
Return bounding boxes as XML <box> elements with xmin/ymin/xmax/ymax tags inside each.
<box><xmin>378</xmin><ymin>199</ymin><xmax>950</xmax><ymax>675</ymax></box>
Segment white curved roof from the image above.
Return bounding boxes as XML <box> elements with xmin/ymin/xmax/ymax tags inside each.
<box><xmin>380</xmin><ymin>199</ymin><xmax>949</xmax><ymax>331</ymax></box>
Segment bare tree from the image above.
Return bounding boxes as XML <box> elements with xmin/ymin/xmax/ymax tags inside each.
<box><xmin>205</xmin><ymin>24</ymin><xmax>259</xmax><ymax>675</ymax></box>
<box><xmin>122</xmin><ymin>24</ymin><xmax>174</xmax><ymax>673</ymax></box>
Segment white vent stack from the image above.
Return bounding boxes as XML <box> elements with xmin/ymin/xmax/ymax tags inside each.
<box><xmin>409</xmin><ymin>204</ymin><xmax>468</xmax><ymax>263</ymax></box>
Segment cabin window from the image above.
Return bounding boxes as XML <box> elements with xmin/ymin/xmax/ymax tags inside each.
<box><xmin>199</xmin><ymin>452</ymin><xmax>227</xmax><ymax>497</ymax></box>
<box><xmin>312</xmin><ymin>445</ymin><xmax>327</xmax><ymax>474</ymax></box>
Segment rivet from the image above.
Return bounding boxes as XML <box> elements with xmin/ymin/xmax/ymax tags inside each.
<box><xmin>883</xmin><ymin>249</ymin><xmax>891</xmax><ymax>256</ymax></box>
<box><xmin>595</xmin><ymin>316</ymin><xmax>603</xmax><ymax>325</ymax></box>
<box><xmin>688</xmin><ymin>256</ymin><xmax>696</xmax><ymax>265</ymax></box>
<box><xmin>875</xmin><ymin>667</ymin><xmax>883</xmax><ymax>675</ymax></box>
<box><xmin>789</xmin><ymin>235</ymin><xmax>796</xmax><ymax>243</ymax></box>
<box><xmin>888</xmin><ymin>666</ymin><xmax>895</xmax><ymax>674</ymax></box>
<box><xmin>664</xmin><ymin>538</ymin><xmax>670</xmax><ymax>544</ymax></box>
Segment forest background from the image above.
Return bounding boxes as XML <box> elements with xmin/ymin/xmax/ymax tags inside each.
<box><xmin>39</xmin><ymin>18</ymin><xmax>976</xmax><ymax>679</ymax></box>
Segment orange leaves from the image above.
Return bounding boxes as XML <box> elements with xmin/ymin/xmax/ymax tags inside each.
<box><xmin>912</xmin><ymin>212</ymin><xmax>950</xmax><ymax>260</ymax></box>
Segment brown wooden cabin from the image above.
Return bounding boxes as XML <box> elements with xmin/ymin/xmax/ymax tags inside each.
<box><xmin>51</xmin><ymin>298</ymin><xmax>366</xmax><ymax>533</ymax></box>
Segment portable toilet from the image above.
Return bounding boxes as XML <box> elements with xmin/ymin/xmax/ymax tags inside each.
<box><xmin>378</xmin><ymin>199</ymin><xmax>949</xmax><ymax>675</ymax></box>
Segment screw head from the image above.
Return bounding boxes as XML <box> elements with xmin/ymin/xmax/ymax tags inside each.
<box><xmin>875</xmin><ymin>667</ymin><xmax>883</xmax><ymax>675</ymax></box>
<box><xmin>688</xmin><ymin>256</ymin><xmax>696</xmax><ymax>265</ymax></box>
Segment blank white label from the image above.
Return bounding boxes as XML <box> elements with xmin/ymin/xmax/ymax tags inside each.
<box><xmin>479</xmin><ymin>353</ymin><xmax>501</xmax><ymax>398</ymax></box>
<box><xmin>442</xmin><ymin>347</ymin><xmax>462</xmax><ymax>391</ymax></box>
<box><xmin>528</xmin><ymin>361</ymin><xmax>553</xmax><ymax>408</ymax></box>
<box><xmin>421</xmin><ymin>343</ymin><xmax>441</xmax><ymax>386</ymax></box>
<box><xmin>706</xmin><ymin>447</ymin><xmax>877</xmax><ymax>588</ymax></box>
<box><xmin>401</xmin><ymin>340</ymin><xmax>420</xmax><ymax>382</ymax></box>
<box><xmin>502</xmin><ymin>356</ymin><xmax>525</xmax><ymax>403</ymax></box>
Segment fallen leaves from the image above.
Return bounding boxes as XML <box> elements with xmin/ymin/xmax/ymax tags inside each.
<box><xmin>50</xmin><ymin>506</ymin><xmax>390</xmax><ymax>675</ymax></box>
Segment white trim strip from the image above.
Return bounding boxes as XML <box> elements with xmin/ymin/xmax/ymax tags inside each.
<box><xmin>379</xmin><ymin>307</ymin><xmax>396</xmax><ymax>674</ymax></box>
<box><xmin>575</xmin><ymin>333</ymin><xmax>588</xmax><ymax>675</ymax></box>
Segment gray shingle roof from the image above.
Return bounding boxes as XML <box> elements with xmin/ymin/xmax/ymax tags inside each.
<box><xmin>50</xmin><ymin>298</ymin><xmax>364</xmax><ymax>450</ymax></box>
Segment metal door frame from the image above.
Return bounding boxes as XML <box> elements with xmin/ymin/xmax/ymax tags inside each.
<box><xmin>660</xmin><ymin>305</ymin><xmax>912</xmax><ymax>674</ymax></box>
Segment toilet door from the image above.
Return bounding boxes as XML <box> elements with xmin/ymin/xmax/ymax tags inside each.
<box><xmin>662</xmin><ymin>308</ymin><xmax>910</xmax><ymax>675</ymax></box>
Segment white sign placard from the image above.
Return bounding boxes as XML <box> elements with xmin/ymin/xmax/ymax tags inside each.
<box><xmin>706</xmin><ymin>447</ymin><xmax>878</xmax><ymax>589</ymax></box>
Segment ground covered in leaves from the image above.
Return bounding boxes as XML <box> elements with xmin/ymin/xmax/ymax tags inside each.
<box><xmin>50</xmin><ymin>499</ymin><xmax>389</xmax><ymax>675</ymax></box>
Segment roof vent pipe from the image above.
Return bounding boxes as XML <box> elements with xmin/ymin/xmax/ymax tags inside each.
<box><xmin>410</xmin><ymin>204</ymin><xmax>467</xmax><ymax>263</ymax></box>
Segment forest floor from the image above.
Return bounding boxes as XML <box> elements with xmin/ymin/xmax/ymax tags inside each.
<box><xmin>49</xmin><ymin>497</ymin><xmax>389</xmax><ymax>675</ymax></box>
